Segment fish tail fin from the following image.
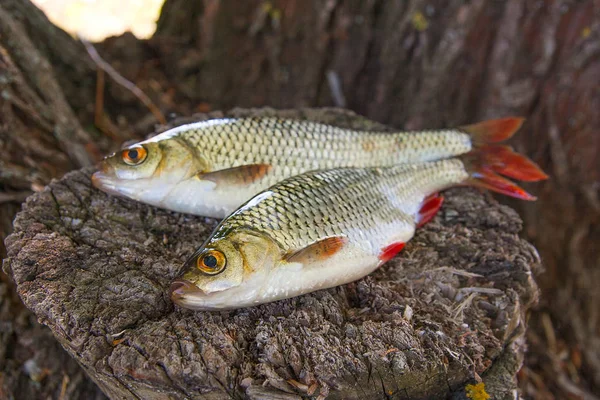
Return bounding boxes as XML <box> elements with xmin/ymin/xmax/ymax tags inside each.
<box><xmin>469</xmin><ymin>144</ymin><xmax>548</xmax><ymax>182</ymax></box>
<box><xmin>466</xmin><ymin>167</ymin><xmax>538</xmax><ymax>200</ymax></box>
<box><xmin>461</xmin><ymin>117</ymin><xmax>525</xmax><ymax>144</ymax></box>
<box><xmin>461</xmin><ymin>137</ymin><xmax>548</xmax><ymax>200</ymax></box>
<box><xmin>462</xmin><ymin>117</ymin><xmax>547</xmax><ymax>180</ymax></box>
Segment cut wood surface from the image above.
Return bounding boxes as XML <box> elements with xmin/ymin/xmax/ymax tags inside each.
<box><xmin>5</xmin><ymin>109</ymin><xmax>540</xmax><ymax>399</ymax></box>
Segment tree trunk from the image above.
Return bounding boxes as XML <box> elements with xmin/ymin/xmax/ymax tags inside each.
<box><xmin>0</xmin><ymin>0</ymin><xmax>598</xmax><ymax>398</ymax></box>
<box><xmin>0</xmin><ymin>0</ymin><xmax>163</xmax><ymax>397</ymax></box>
<box><xmin>150</xmin><ymin>0</ymin><xmax>600</xmax><ymax>395</ymax></box>
<box><xmin>0</xmin><ymin>1</ymin><xmax>107</xmax><ymax>398</ymax></box>
<box><xmin>5</xmin><ymin>108</ymin><xmax>540</xmax><ymax>399</ymax></box>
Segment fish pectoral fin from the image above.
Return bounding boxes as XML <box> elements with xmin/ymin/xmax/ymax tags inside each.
<box><xmin>284</xmin><ymin>236</ymin><xmax>347</xmax><ymax>264</ymax></box>
<box><xmin>197</xmin><ymin>164</ymin><xmax>272</xmax><ymax>186</ymax></box>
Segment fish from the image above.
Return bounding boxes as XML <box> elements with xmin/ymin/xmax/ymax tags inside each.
<box><xmin>170</xmin><ymin>144</ymin><xmax>547</xmax><ymax>310</ymax></box>
<box><xmin>92</xmin><ymin>116</ymin><xmax>544</xmax><ymax>218</ymax></box>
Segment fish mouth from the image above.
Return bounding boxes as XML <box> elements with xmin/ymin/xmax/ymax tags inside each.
<box><xmin>92</xmin><ymin>168</ymin><xmax>184</xmax><ymax>209</ymax></box>
<box><xmin>91</xmin><ymin>162</ymin><xmax>144</xmax><ymax>199</ymax></box>
<box><xmin>170</xmin><ymin>279</ymin><xmax>207</xmax><ymax>309</ymax></box>
<box><xmin>91</xmin><ymin>170</ymin><xmax>127</xmax><ymax>197</ymax></box>
<box><xmin>91</xmin><ymin>161</ymin><xmax>119</xmax><ymax>192</ymax></box>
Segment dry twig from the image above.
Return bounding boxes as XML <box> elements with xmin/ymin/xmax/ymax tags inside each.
<box><xmin>81</xmin><ymin>38</ymin><xmax>166</xmax><ymax>125</ymax></box>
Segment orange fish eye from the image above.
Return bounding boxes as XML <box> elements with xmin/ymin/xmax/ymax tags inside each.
<box><xmin>197</xmin><ymin>249</ymin><xmax>227</xmax><ymax>275</ymax></box>
<box><xmin>121</xmin><ymin>146</ymin><xmax>147</xmax><ymax>165</ymax></box>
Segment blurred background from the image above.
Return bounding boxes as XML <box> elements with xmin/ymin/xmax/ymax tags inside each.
<box><xmin>32</xmin><ymin>0</ymin><xmax>165</xmax><ymax>40</ymax></box>
<box><xmin>1</xmin><ymin>0</ymin><xmax>598</xmax><ymax>399</ymax></box>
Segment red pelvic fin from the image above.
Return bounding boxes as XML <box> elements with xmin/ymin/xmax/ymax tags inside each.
<box><xmin>379</xmin><ymin>241</ymin><xmax>406</xmax><ymax>263</ymax></box>
<box><xmin>468</xmin><ymin>168</ymin><xmax>537</xmax><ymax>201</ymax></box>
<box><xmin>416</xmin><ymin>193</ymin><xmax>444</xmax><ymax>228</ymax></box>
<box><xmin>460</xmin><ymin>117</ymin><xmax>525</xmax><ymax>143</ymax></box>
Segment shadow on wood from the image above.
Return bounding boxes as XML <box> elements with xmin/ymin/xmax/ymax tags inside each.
<box><xmin>5</xmin><ymin>110</ymin><xmax>540</xmax><ymax>399</ymax></box>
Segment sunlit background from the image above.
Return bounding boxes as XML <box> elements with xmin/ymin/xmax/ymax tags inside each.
<box><xmin>32</xmin><ymin>0</ymin><xmax>165</xmax><ymax>41</ymax></box>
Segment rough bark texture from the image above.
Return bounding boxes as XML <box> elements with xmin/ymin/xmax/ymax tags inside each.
<box><xmin>147</xmin><ymin>1</ymin><xmax>600</xmax><ymax>396</ymax></box>
<box><xmin>0</xmin><ymin>0</ymin><xmax>158</xmax><ymax>397</ymax></box>
<box><xmin>0</xmin><ymin>281</ymin><xmax>104</xmax><ymax>400</ymax></box>
<box><xmin>0</xmin><ymin>0</ymin><xmax>598</xmax><ymax>398</ymax></box>
<box><xmin>0</xmin><ymin>1</ymin><xmax>106</xmax><ymax>398</ymax></box>
<box><xmin>5</xmin><ymin>109</ymin><xmax>540</xmax><ymax>400</ymax></box>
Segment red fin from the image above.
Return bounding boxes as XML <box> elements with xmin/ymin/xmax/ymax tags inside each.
<box><xmin>459</xmin><ymin>118</ymin><xmax>548</xmax><ymax>200</ymax></box>
<box><xmin>379</xmin><ymin>242</ymin><xmax>406</xmax><ymax>263</ymax></box>
<box><xmin>416</xmin><ymin>194</ymin><xmax>444</xmax><ymax>228</ymax></box>
<box><xmin>475</xmin><ymin>145</ymin><xmax>548</xmax><ymax>182</ymax></box>
<box><xmin>461</xmin><ymin>117</ymin><xmax>525</xmax><ymax>143</ymax></box>
<box><xmin>468</xmin><ymin>168</ymin><xmax>537</xmax><ymax>201</ymax></box>
<box><xmin>199</xmin><ymin>164</ymin><xmax>272</xmax><ymax>185</ymax></box>
<box><xmin>284</xmin><ymin>236</ymin><xmax>347</xmax><ymax>263</ymax></box>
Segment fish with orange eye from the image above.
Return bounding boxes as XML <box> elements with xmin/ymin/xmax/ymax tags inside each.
<box><xmin>170</xmin><ymin>149</ymin><xmax>547</xmax><ymax>311</ymax></box>
<box><xmin>196</xmin><ymin>250</ymin><xmax>227</xmax><ymax>275</ymax></box>
<box><xmin>91</xmin><ymin>135</ymin><xmax>213</xmax><ymax>212</ymax></box>
<box><xmin>92</xmin><ymin>117</ymin><xmax>545</xmax><ymax>219</ymax></box>
<box><xmin>121</xmin><ymin>146</ymin><xmax>147</xmax><ymax>166</ymax></box>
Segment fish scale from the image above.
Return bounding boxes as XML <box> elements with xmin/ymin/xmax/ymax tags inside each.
<box><xmin>179</xmin><ymin>117</ymin><xmax>471</xmax><ymax>187</ymax></box>
<box><xmin>211</xmin><ymin>159</ymin><xmax>469</xmax><ymax>254</ymax></box>
<box><xmin>164</xmin><ymin>119</ymin><xmax>548</xmax><ymax>310</ymax></box>
<box><xmin>94</xmin><ymin>116</ymin><xmax>537</xmax><ymax>219</ymax></box>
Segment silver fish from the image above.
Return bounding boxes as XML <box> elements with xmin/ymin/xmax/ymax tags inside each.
<box><xmin>92</xmin><ymin>117</ymin><xmax>539</xmax><ymax>218</ymax></box>
<box><xmin>170</xmin><ymin>148</ymin><xmax>546</xmax><ymax>310</ymax></box>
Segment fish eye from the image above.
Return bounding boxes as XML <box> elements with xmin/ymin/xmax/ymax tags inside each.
<box><xmin>197</xmin><ymin>249</ymin><xmax>226</xmax><ymax>275</ymax></box>
<box><xmin>121</xmin><ymin>145</ymin><xmax>147</xmax><ymax>166</ymax></box>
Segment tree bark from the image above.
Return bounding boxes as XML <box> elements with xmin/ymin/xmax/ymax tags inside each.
<box><xmin>0</xmin><ymin>1</ymin><xmax>110</xmax><ymax>398</ymax></box>
<box><xmin>5</xmin><ymin>107</ymin><xmax>540</xmax><ymax>400</ymax></box>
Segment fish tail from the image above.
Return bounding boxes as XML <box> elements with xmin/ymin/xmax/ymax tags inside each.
<box><xmin>461</xmin><ymin>117</ymin><xmax>547</xmax><ymax>180</ymax></box>
<box><xmin>461</xmin><ymin>131</ymin><xmax>548</xmax><ymax>200</ymax></box>
<box><xmin>461</xmin><ymin>117</ymin><xmax>525</xmax><ymax>144</ymax></box>
<box><xmin>468</xmin><ymin>144</ymin><xmax>548</xmax><ymax>182</ymax></box>
<box><xmin>466</xmin><ymin>167</ymin><xmax>538</xmax><ymax>200</ymax></box>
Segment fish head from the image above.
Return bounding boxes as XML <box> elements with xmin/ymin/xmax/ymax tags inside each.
<box><xmin>170</xmin><ymin>230</ymin><xmax>282</xmax><ymax>310</ymax></box>
<box><xmin>92</xmin><ymin>138</ymin><xmax>209</xmax><ymax>203</ymax></box>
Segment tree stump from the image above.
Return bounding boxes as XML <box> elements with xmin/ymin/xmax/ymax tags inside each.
<box><xmin>4</xmin><ymin>109</ymin><xmax>540</xmax><ymax>399</ymax></box>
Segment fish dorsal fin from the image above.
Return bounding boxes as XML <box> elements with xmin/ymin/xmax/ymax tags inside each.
<box><xmin>198</xmin><ymin>164</ymin><xmax>272</xmax><ymax>186</ymax></box>
<box><xmin>284</xmin><ymin>236</ymin><xmax>347</xmax><ymax>264</ymax></box>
